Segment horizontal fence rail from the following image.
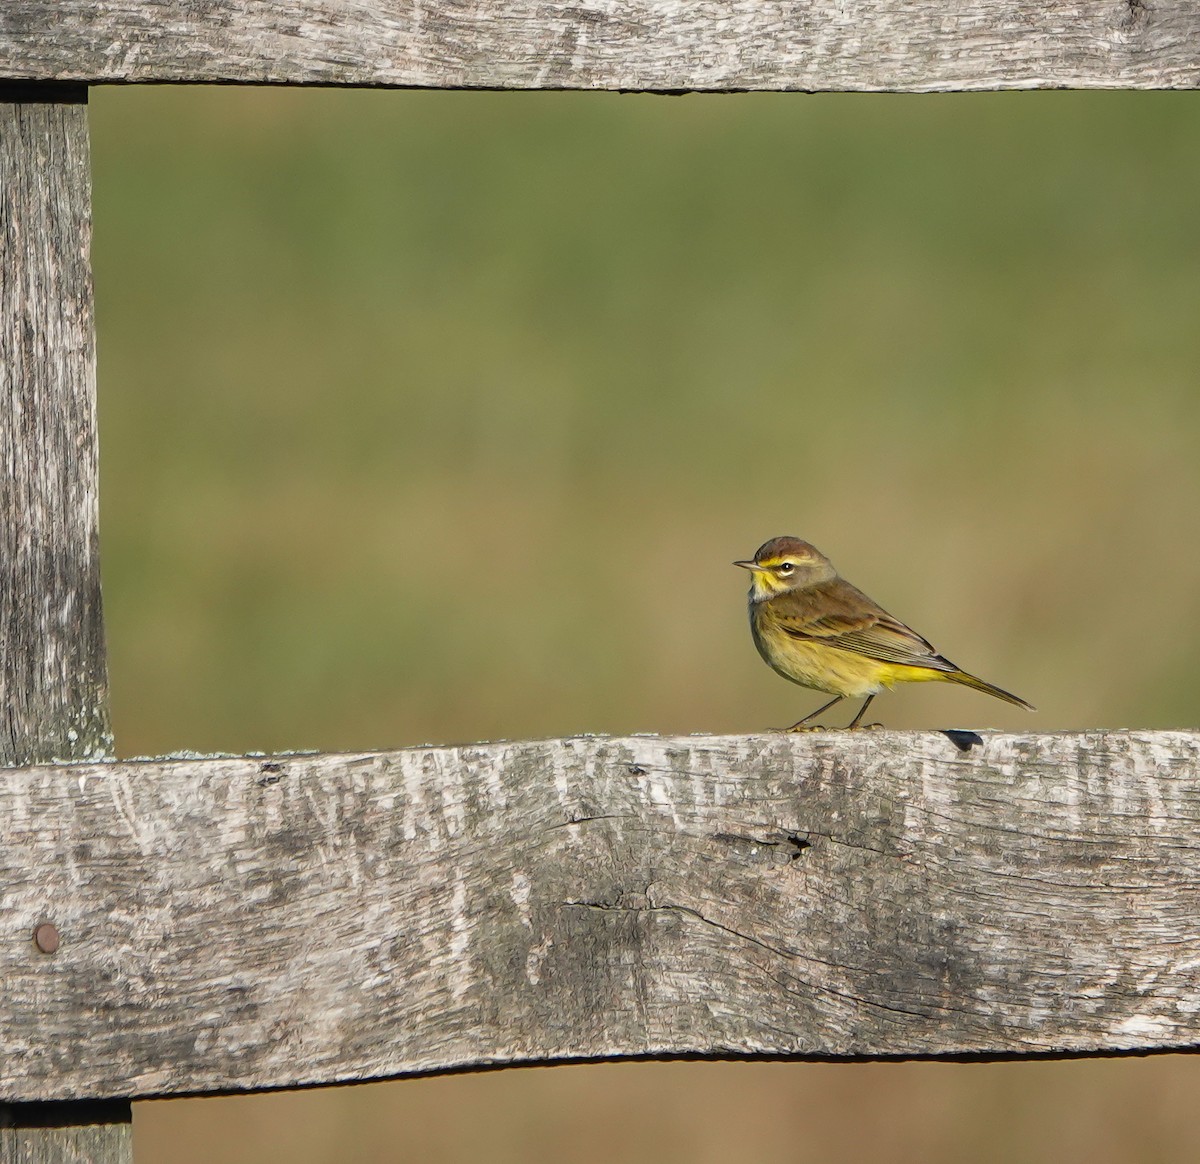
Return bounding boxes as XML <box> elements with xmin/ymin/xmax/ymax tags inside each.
<box><xmin>3</xmin><ymin>729</ymin><xmax>1200</xmax><ymax>1102</ymax></box>
<box><xmin>1</xmin><ymin>1</ymin><xmax>1200</xmax><ymax>91</ymax></box>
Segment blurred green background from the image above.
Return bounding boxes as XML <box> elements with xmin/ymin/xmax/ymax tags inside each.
<box><xmin>88</xmin><ymin>87</ymin><xmax>1200</xmax><ymax>1162</ymax></box>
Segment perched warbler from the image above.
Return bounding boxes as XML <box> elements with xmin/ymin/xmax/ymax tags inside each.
<box><xmin>735</xmin><ymin>536</ymin><xmax>1034</xmax><ymax>730</ymax></box>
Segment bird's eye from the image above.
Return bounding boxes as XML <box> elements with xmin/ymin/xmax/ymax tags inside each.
<box><xmin>777</xmin><ymin>562</ymin><xmax>794</xmax><ymax>573</ymax></box>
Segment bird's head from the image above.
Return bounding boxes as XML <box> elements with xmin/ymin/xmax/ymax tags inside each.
<box><xmin>734</xmin><ymin>536</ymin><xmax>836</xmax><ymax>600</ymax></box>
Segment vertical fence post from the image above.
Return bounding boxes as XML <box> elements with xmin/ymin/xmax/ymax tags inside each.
<box><xmin>0</xmin><ymin>84</ymin><xmax>131</xmax><ymax>1164</ymax></box>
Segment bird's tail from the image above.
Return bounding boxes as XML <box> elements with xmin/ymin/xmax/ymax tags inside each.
<box><xmin>949</xmin><ymin>669</ymin><xmax>1035</xmax><ymax>711</ymax></box>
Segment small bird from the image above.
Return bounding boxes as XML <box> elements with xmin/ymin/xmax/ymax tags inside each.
<box><xmin>735</xmin><ymin>536</ymin><xmax>1034</xmax><ymax>730</ymax></box>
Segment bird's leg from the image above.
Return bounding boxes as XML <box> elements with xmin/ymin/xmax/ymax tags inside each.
<box><xmin>846</xmin><ymin>694</ymin><xmax>881</xmax><ymax>730</ymax></box>
<box><xmin>786</xmin><ymin>696</ymin><xmax>844</xmax><ymax>732</ymax></box>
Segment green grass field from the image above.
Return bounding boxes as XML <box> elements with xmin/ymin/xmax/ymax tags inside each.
<box><xmin>88</xmin><ymin>86</ymin><xmax>1200</xmax><ymax>1163</ymax></box>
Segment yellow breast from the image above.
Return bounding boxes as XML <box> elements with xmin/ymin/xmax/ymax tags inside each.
<box><xmin>750</xmin><ymin>604</ymin><xmax>894</xmax><ymax>698</ymax></box>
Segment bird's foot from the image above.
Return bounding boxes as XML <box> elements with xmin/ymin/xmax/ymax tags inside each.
<box><xmin>784</xmin><ymin>723</ymin><xmax>828</xmax><ymax>733</ymax></box>
<box><xmin>853</xmin><ymin>722</ymin><xmax>885</xmax><ymax>731</ymax></box>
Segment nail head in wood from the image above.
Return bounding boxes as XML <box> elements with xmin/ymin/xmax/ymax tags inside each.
<box><xmin>33</xmin><ymin>923</ymin><xmax>61</xmax><ymax>955</ymax></box>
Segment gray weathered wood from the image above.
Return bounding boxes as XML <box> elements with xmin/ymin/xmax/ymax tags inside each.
<box><xmin>0</xmin><ymin>85</ymin><xmax>128</xmax><ymax>1164</ymax></box>
<box><xmin>0</xmin><ymin>86</ymin><xmax>112</xmax><ymax>769</ymax></box>
<box><xmin>3</xmin><ymin>731</ymin><xmax>1199</xmax><ymax>1102</ymax></box>
<box><xmin>1</xmin><ymin>0</ymin><xmax>1199</xmax><ymax>92</ymax></box>
<box><xmin>0</xmin><ymin>1104</ymin><xmax>132</xmax><ymax>1164</ymax></box>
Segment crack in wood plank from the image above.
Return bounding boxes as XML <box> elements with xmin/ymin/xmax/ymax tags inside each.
<box><xmin>2</xmin><ymin>731</ymin><xmax>1200</xmax><ymax>1100</ymax></box>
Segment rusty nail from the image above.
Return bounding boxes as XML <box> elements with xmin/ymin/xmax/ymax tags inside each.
<box><xmin>33</xmin><ymin>922</ymin><xmax>60</xmax><ymax>954</ymax></box>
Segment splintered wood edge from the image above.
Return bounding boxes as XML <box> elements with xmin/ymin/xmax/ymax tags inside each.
<box><xmin>1</xmin><ymin>0</ymin><xmax>1199</xmax><ymax>91</ymax></box>
<box><xmin>2</xmin><ymin>730</ymin><xmax>1199</xmax><ymax>1101</ymax></box>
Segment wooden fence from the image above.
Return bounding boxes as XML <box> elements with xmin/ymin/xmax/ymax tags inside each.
<box><xmin>3</xmin><ymin>2</ymin><xmax>1200</xmax><ymax>1161</ymax></box>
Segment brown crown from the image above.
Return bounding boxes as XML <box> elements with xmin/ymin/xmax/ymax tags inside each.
<box><xmin>753</xmin><ymin>536</ymin><xmax>826</xmax><ymax>563</ymax></box>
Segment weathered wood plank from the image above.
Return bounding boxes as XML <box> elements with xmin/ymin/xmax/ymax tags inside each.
<box><xmin>0</xmin><ymin>84</ymin><xmax>129</xmax><ymax>1163</ymax></box>
<box><xmin>1</xmin><ymin>0</ymin><xmax>1198</xmax><ymax>91</ymax></box>
<box><xmin>3</xmin><ymin>731</ymin><xmax>1199</xmax><ymax>1101</ymax></box>
<box><xmin>0</xmin><ymin>1103</ymin><xmax>132</xmax><ymax>1164</ymax></box>
<box><xmin>0</xmin><ymin>85</ymin><xmax>112</xmax><ymax>769</ymax></box>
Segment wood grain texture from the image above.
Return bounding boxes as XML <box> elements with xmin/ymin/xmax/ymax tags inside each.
<box><xmin>0</xmin><ymin>88</ymin><xmax>112</xmax><ymax>769</ymax></box>
<box><xmin>0</xmin><ymin>87</ymin><xmax>128</xmax><ymax>1162</ymax></box>
<box><xmin>0</xmin><ymin>1127</ymin><xmax>132</xmax><ymax>1164</ymax></box>
<box><xmin>0</xmin><ymin>1103</ymin><xmax>132</xmax><ymax>1164</ymax></box>
<box><xmin>3</xmin><ymin>730</ymin><xmax>1200</xmax><ymax>1102</ymax></box>
<box><xmin>0</xmin><ymin>0</ymin><xmax>1198</xmax><ymax>91</ymax></box>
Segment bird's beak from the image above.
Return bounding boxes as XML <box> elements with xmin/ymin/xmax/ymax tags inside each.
<box><xmin>732</xmin><ymin>560</ymin><xmax>758</xmax><ymax>570</ymax></box>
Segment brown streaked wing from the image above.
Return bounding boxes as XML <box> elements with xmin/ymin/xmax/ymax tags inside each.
<box><xmin>770</xmin><ymin>579</ymin><xmax>957</xmax><ymax>673</ymax></box>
